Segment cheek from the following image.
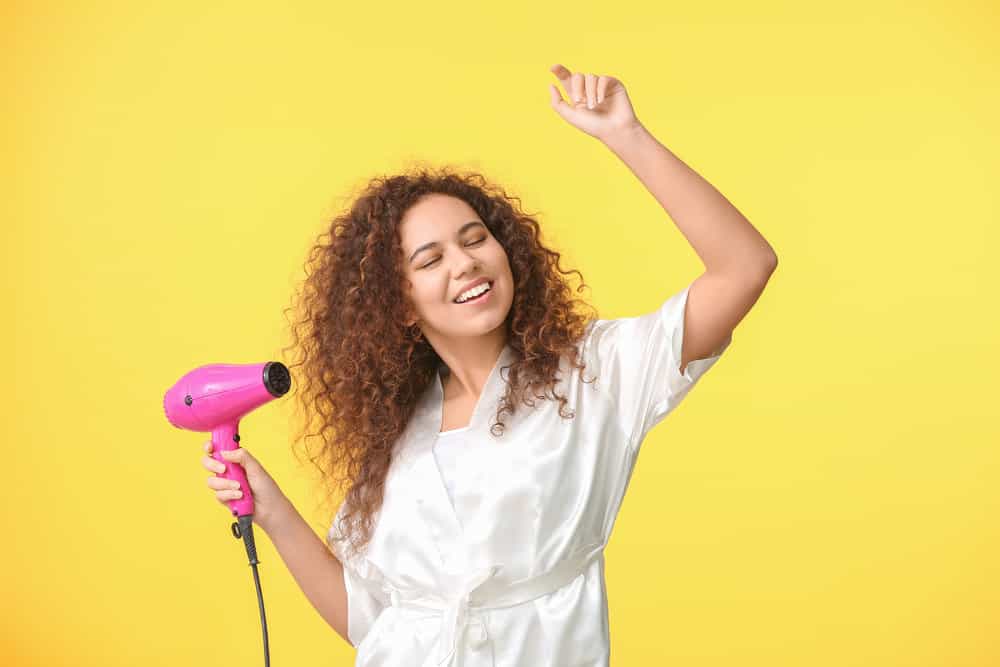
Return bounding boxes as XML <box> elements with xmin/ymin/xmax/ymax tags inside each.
<box><xmin>411</xmin><ymin>274</ymin><xmax>448</xmax><ymax>304</ymax></box>
<box><xmin>496</xmin><ymin>252</ymin><xmax>513</xmax><ymax>279</ymax></box>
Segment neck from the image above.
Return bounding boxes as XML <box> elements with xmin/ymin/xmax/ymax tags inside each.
<box><xmin>437</xmin><ymin>335</ymin><xmax>506</xmax><ymax>402</ymax></box>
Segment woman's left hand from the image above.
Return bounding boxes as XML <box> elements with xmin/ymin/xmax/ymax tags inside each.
<box><xmin>548</xmin><ymin>64</ymin><xmax>641</xmax><ymax>143</ymax></box>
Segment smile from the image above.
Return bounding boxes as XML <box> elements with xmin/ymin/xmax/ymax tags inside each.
<box><xmin>454</xmin><ymin>281</ymin><xmax>494</xmax><ymax>305</ymax></box>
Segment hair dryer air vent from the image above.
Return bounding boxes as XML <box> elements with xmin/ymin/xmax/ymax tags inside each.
<box><xmin>263</xmin><ymin>361</ymin><xmax>291</xmax><ymax>397</ymax></box>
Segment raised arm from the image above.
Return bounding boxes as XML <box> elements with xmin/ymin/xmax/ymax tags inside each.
<box><xmin>549</xmin><ymin>63</ymin><xmax>777</xmax><ymax>370</ymax></box>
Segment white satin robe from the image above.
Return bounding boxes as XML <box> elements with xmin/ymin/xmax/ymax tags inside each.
<box><xmin>327</xmin><ymin>280</ymin><xmax>733</xmax><ymax>666</ymax></box>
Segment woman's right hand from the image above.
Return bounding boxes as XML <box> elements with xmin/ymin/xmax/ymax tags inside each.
<box><xmin>202</xmin><ymin>440</ymin><xmax>288</xmax><ymax>533</ymax></box>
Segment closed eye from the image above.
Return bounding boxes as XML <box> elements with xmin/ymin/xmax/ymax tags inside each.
<box><xmin>420</xmin><ymin>238</ymin><xmax>486</xmax><ymax>269</ymax></box>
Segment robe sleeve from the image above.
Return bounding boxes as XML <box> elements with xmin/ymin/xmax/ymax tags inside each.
<box><xmin>583</xmin><ymin>280</ymin><xmax>733</xmax><ymax>449</ymax></box>
<box><xmin>327</xmin><ymin>507</ymin><xmax>389</xmax><ymax>649</ymax></box>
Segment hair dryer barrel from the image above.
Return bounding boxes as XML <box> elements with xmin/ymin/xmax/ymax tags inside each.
<box><xmin>163</xmin><ymin>361</ymin><xmax>290</xmax><ymax>431</ymax></box>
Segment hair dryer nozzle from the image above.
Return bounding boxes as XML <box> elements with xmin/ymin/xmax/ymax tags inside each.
<box><xmin>263</xmin><ymin>361</ymin><xmax>291</xmax><ymax>397</ymax></box>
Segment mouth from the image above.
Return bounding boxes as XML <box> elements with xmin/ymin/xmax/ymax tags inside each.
<box><xmin>453</xmin><ymin>280</ymin><xmax>494</xmax><ymax>305</ymax></box>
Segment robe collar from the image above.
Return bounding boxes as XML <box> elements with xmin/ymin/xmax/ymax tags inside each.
<box><xmin>397</xmin><ymin>341</ymin><xmax>517</xmax><ymax>550</ymax></box>
<box><xmin>430</xmin><ymin>341</ymin><xmax>517</xmax><ymax>434</ymax></box>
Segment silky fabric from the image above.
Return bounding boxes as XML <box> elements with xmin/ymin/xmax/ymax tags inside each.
<box><xmin>327</xmin><ymin>280</ymin><xmax>733</xmax><ymax>666</ymax></box>
<box><xmin>434</xmin><ymin>427</ymin><xmax>470</xmax><ymax>507</ymax></box>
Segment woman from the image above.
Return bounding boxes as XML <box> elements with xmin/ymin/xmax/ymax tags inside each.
<box><xmin>201</xmin><ymin>63</ymin><xmax>777</xmax><ymax>666</ymax></box>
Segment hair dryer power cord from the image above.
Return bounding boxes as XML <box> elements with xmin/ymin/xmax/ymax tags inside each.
<box><xmin>232</xmin><ymin>514</ymin><xmax>270</xmax><ymax>667</ymax></box>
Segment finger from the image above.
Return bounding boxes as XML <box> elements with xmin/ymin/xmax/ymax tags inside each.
<box><xmin>202</xmin><ymin>455</ymin><xmax>226</xmax><ymax>473</ymax></box>
<box><xmin>548</xmin><ymin>83</ymin><xmax>563</xmax><ymax>105</ymax></box>
<box><xmin>597</xmin><ymin>76</ymin><xmax>610</xmax><ymax>106</ymax></box>
<box><xmin>207</xmin><ymin>476</ymin><xmax>242</xmax><ymax>491</ymax></box>
<box><xmin>208</xmin><ymin>475</ymin><xmax>241</xmax><ymax>491</ymax></box>
<box><xmin>584</xmin><ymin>74</ymin><xmax>597</xmax><ymax>109</ymax></box>
<box><xmin>220</xmin><ymin>447</ymin><xmax>246</xmax><ymax>461</ymax></box>
<box><xmin>549</xmin><ymin>83</ymin><xmax>577</xmax><ymax>122</ymax></box>
<box><xmin>216</xmin><ymin>488</ymin><xmax>243</xmax><ymax>503</ymax></box>
<box><xmin>549</xmin><ymin>63</ymin><xmax>573</xmax><ymax>98</ymax></box>
<box><xmin>204</xmin><ymin>440</ymin><xmax>213</xmax><ymax>453</ymax></box>
<box><xmin>570</xmin><ymin>72</ymin><xmax>584</xmax><ymax>106</ymax></box>
<box><xmin>221</xmin><ymin>447</ymin><xmax>254</xmax><ymax>468</ymax></box>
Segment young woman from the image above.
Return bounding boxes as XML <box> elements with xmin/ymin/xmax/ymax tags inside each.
<box><xmin>201</xmin><ymin>63</ymin><xmax>776</xmax><ymax>666</ymax></box>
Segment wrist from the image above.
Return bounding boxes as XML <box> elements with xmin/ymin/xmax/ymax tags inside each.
<box><xmin>258</xmin><ymin>493</ymin><xmax>296</xmax><ymax>537</ymax></box>
<box><xmin>600</xmin><ymin>120</ymin><xmax>647</xmax><ymax>153</ymax></box>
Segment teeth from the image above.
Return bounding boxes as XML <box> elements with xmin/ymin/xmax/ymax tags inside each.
<box><xmin>455</xmin><ymin>282</ymin><xmax>491</xmax><ymax>303</ymax></box>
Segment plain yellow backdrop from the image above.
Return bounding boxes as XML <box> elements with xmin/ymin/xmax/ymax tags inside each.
<box><xmin>4</xmin><ymin>1</ymin><xmax>997</xmax><ymax>665</ymax></box>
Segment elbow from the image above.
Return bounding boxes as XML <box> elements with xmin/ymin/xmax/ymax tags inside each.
<box><xmin>756</xmin><ymin>250</ymin><xmax>778</xmax><ymax>280</ymax></box>
<box><xmin>741</xmin><ymin>252</ymin><xmax>778</xmax><ymax>285</ymax></box>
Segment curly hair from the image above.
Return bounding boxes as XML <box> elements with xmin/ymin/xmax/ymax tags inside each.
<box><xmin>279</xmin><ymin>163</ymin><xmax>599</xmax><ymax>560</ymax></box>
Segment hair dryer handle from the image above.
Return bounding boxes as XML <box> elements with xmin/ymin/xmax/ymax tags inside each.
<box><xmin>211</xmin><ymin>422</ymin><xmax>254</xmax><ymax>517</ymax></box>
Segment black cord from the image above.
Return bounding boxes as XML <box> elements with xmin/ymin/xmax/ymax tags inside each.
<box><xmin>233</xmin><ymin>514</ymin><xmax>270</xmax><ymax>667</ymax></box>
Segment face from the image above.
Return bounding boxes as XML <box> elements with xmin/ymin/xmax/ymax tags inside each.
<box><xmin>397</xmin><ymin>194</ymin><xmax>514</xmax><ymax>342</ymax></box>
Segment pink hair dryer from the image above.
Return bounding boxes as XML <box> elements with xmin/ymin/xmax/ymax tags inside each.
<box><xmin>163</xmin><ymin>360</ymin><xmax>290</xmax><ymax>665</ymax></box>
<box><xmin>163</xmin><ymin>360</ymin><xmax>291</xmax><ymax>519</ymax></box>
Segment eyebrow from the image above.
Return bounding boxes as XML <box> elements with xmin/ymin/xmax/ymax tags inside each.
<box><xmin>408</xmin><ymin>221</ymin><xmax>486</xmax><ymax>265</ymax></box>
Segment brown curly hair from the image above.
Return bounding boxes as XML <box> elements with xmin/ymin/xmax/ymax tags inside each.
<box><xmin>279</xmin><ymin>163</ymin><xmax>599</xmax><ymax>560</ymax></box>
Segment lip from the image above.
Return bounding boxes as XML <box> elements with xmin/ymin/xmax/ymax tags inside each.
<box><xmin>453</xmin><ymin>278</ymin><xmax>492</xmax><ymax>303</ymax></box>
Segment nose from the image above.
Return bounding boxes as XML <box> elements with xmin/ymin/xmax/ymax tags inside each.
<box><xmin>453</xmin><ymin>250</ymin><xmax>481</xmax><ymax>277</ymax></box>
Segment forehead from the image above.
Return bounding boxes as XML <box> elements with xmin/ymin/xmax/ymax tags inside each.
<box><xmin>398</xmin><ymin>194</ymin><xmax>480</xmax><ymax>246</ymax></box>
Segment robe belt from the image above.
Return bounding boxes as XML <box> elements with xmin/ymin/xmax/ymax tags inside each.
<box><xmin>383</xmin><ymin>542</ymin><xmax>605</xmax><ymax>667</ymax></box>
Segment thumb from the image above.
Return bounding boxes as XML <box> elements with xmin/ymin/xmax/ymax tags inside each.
<box><xmin>549</xmin><ymin>84</ymin><xmax>577</xmax><ymax>121</ymax></box>
<box><xmin>220</xmin><ymin>447</ymin><xmax>252</xmax><ymax>464</ymax></box>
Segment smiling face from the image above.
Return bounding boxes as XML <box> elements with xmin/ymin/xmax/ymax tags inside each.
<box><xmin>397</xmin><ymin>193</ymin><xmax>514</xmax><ymax>343</ymax></box>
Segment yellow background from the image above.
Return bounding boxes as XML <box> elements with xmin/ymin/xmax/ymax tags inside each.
<box><xmin>4</xmin><ymin>1</ymin><xmax>997</xmax><ymax>665</ymax></box>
